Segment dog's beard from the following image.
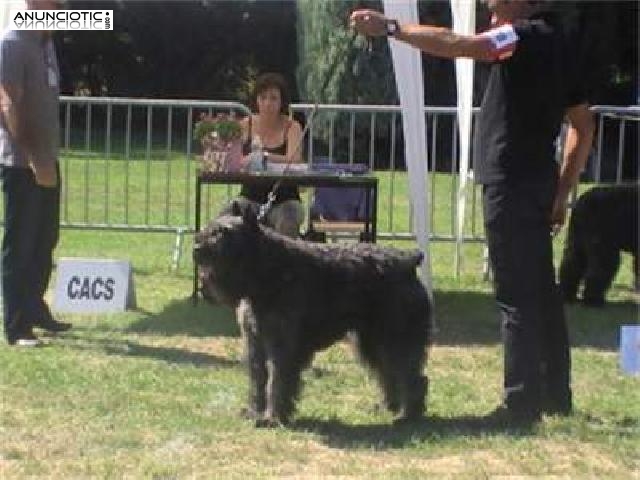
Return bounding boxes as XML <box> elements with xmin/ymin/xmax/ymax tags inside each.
<box><xmin>198</xmin><ymin>264</ymin><xmax>242</xmax><ymax>306</ymax></box>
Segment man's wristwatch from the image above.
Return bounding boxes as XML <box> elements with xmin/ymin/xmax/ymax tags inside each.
<box><xmin>386</xmin><ymin>19</ymin><xmax>399</xmax><ymax>37</ymax></box>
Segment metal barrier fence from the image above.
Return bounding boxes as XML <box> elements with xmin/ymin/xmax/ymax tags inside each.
<box><xmin>19</xmin><ymin>97</ymin><xmax>640</xmax><ymax>265</ymax></box>
<box><xmin>590</xmin><ymin>105</ymin><xmax>639</xmax><ymax>183</ymax></box>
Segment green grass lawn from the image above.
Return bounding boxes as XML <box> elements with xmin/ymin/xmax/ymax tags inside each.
<box><xmin>0</xmin><ymin>153</ymin><xmax>638</xmax><ymax>478</ymax></box>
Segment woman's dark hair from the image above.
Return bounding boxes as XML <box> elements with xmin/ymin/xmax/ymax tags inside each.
<box><xmin>251</xmin><ymin>72</ymin><xmax>290</xmax><ymax>115</ymax></box>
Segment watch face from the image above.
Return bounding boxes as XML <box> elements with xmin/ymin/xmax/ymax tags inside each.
<box><xmin>387</xmin><ymin>20</ymin><xmax>398</xmax><ymax>36</ymax></box>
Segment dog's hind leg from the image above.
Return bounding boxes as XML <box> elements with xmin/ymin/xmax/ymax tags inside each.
<box><xmin>559</xmin><ymin>242</ymin><xmax>587</xmax><ymax>303</ymax></box>
<box><xmin>368</xmin><ymin>342</ymin><xmax>426</xmax><ymax>422</ymax></box>
<box><xmin>352</xmin><ymin>330</ymin><xmax>401</xmax><ymax>414</ymax></box>
<box><xmin>397</xmin><ymin>361</ymin><xmax>427</xmax><ymax>423</ymax></box>
<box><xmin>582</xmin><ymin>244</ymin><xmax>620</xmax><ymax>306</ymax></box>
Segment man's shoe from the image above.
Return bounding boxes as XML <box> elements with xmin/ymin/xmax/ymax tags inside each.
<box><xmin>34</xmin><ymin>318</ymin><xmax>72</xmax><ymax>333</ymax></box>
<box><xmin>543</xmin><ymin>401</ymin><xmax>572</xmax><ymax>416</ymax></box>
<box><xmin>542</xmin><ymin>389</ymin><xmax>572</xmax><ymax>416</ymax></box>
<box><xmin>9</xmin><ymin>331</ymin><xmax>42</xmax><ymax>347</ymax></box>
<box><xmin>486</xmin><ymin>405</ymin><xmax>541</xmax><ymax>428</ymax></box>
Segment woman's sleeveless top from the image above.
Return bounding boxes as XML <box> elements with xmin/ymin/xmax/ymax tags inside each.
<box><xmin>240</xmin><ymin>115</ymin><xmax>300</xmax><ymax>204</ymax></box>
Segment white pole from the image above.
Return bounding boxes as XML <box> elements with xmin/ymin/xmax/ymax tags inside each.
<box><xmin>451</xmin><ymin>0</ymin><xmax>476</xmax><ymax>278</ymax></box>
<box><xmin>382</xmin><ymin>0</ymin><xmax>433</xmax><ymax>303</ymax></box>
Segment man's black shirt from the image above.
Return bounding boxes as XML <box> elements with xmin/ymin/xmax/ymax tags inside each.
<box><xmin>473</xmin><ymin>13</ymin><xmax>586</xmax><ymax>185</ymax></box>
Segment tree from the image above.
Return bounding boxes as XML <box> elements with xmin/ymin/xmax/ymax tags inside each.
<box><xmin>296</xmin><ymin>0</ymin><xmax>396</xmax><ymax>105</ymax></box>
<box><xmin>60</xmin><ymin>0</ymin><xmax>298</xmax><ymax>100</ymax></box>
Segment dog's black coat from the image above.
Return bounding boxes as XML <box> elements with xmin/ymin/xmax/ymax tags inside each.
<box><xmin>194</xmin><ymin>206</ymin><xmax>431</xmax><ymax>426</ymax></box>
<box><xmin>559</xmin><ymin>184</ymin><xmax>639</xmax><ymax>306</ymax></box>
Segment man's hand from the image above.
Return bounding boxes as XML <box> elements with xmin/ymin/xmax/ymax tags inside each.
<box><xmin>30</xmin><ymin>160</ymin><xmax>57</xmax><ymax>187</ymax></box>
<box><xmin>550</xmin><ymin>193</ymin><xmax>568</xmax><ymax>236</ymax></box>
<box><xmin>349</xmin><ymin>9</ymin><xmax>389</xmax><ymax>37</ymax></box>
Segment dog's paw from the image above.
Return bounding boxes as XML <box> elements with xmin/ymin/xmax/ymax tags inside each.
<box><xmin>255</xmin><ymin>415</ymin><xmax>287</xmax><ymax>428</ymax></box>
<box><xmin>239</xmin><ymin>407</ymin><xmax>262</xmax><ymax>420</ymax></box>
<box><xmin>392</xmin><ymin>410</ymin><xmax>424</xmax><ymax>426</ymax></box>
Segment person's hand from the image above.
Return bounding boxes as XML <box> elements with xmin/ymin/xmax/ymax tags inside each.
<box><xmin>550</xmin><ymin>193</ymin><xmax>568</xmax><ymax>236</ymax></box>
<box><xmin>30</xmin><ymin>161</ymin><xmax>58</xmax><ymax>187</ymax></box>
<box><xmin>349</xmin><ymin>9</ymin><xmax>389</xmax><ymax>37</ymax></box>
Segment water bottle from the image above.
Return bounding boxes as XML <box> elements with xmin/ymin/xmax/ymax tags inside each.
<box><xmin>249</xmin><ymin>135</ymin><xmax>265</xmax><ymax>171</ymax></box>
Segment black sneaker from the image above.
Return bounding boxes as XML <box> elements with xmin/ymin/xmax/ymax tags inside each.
<box><xmin>34</xmin><ymin>318</ymin><xmax>72</xmax><ymax>333</ymax></box>
<box><xmin>543</xmin><ymin>401</ymin><xmax>572</xmax><ymax>416</ymax></box>
<box><xmin>485</xmin><ymin>405</ymin><xmax>541</xmax><ymax>428</ymax></box>
<box><xmin>8</xmin><ymin>330</ymin><xmax>42</xmax><ymax>347</ymax></box>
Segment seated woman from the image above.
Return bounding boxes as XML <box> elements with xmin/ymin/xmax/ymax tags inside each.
<box><xmin>223</xmin><ymin>72</ymin><xmax>305</xmax><ymax>238</ymax></box>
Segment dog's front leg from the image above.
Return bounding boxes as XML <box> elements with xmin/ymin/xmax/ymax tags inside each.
<box><xmin>258</xmin><ymin>348</ymin><xmax>300</xmax><ymax>428</ymax></box>
<box><xmin>242</xmin><ymin>329</ymin><xmax>268</xmax><ymax>420</ymax></box>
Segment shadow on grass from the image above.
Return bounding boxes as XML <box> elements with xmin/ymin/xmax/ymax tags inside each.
<box><xmin>125</xmin><ymin>289</ymin><xmax>634</xmax><ymax>349</ymax></box>
<box><xmin>433</xmin><ymin>290</ymin><xmax>498</xmax><ymax>346</ymax></box>
<box><xmin>566</xmin><ymin>300</ymin><xmax>639</xmax><ymax>350</ymax></box>
<box><xmin>434</xmin><ymin>289</ymin><xmax>637</xmax><ymax>350</ymax></box>
<box><xmin>103</xmin><ymin>340</ymin><xmax>240</xmax><ymax>367</ymax></box>
<box><xmin>292</xmin><ymin>408</ymin><xmax>639</xmax><ymax>449</ymax></box>
<box><xmin>126</xmin><ymin>296</ymin><xmax>241</xmax><ymax>338</ymax></box>
<box><xmin>61</xmin><ymin>329</ymin><xmax>240</xmax><ymax>368</ymax></box>
<box><xmin>292</xmin><ymin>413</ymin><xmax>538</xmax><ymax>447</ymax></box>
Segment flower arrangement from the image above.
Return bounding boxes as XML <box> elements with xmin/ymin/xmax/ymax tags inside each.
<box><xmin>194</xmin><ymin>112</ymin><xmax>244</xmax><ymax>172</ymax></box>
<box><xmin>194</xmin><ymin>112</ymin><xmax>243</xmax><ymax>143</ymax></box>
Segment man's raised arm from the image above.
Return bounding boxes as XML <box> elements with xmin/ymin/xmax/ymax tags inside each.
<box><xmin>349</xmin><ymin>8</ymin><xmax>498</xmax><ymax>62</ymax></box>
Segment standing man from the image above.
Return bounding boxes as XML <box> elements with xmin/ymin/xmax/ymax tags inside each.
<box><xmin>1</xmin><ymin>0</ymin><xmax>71</xmax><ymax>346</ymax></box>
<box><xmin>351</xmin><ymin>0</ymin><xmax>595</xmax><ymax>424</ymax></box>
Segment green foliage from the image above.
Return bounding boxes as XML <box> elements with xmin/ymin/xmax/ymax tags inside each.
<box><xmin>295</xmin><ymin>0</ymin><xmax>396</xmax><ymax>105</ymax></box>
<box><xmin>193</xmin><ymin>115</ymin><xmax>243</xmax><ymax>142</ymax></box>
<box><xmin>295</xmin><ymin>0</ymin><xmax>399</xmax><ymax>159</ymax></box>
<box><xmin>61</xmin><ymin>0</ymin><xmax>298</xmax><ymax>99</ymax></box>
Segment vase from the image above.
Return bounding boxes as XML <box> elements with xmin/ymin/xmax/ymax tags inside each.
<box><xmin>201</xmin><ymin>135</ymin><xmax>245</xmax><ymax>173</ymax></box>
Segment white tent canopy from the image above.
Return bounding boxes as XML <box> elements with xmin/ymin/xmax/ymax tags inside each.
<box><xmin>382</xmin><ymin>0</ymin><xmax>476</xmax><ymax>287</ymax></box>
<box><xmin>451</xmin><ymin>0</ymin><xmax>476</xmax><ymax>277</ymax></box>
<box><xmin>382</xmin><ymin>0</ymin><xmax>432</xmax><ymax>298</ymax></box>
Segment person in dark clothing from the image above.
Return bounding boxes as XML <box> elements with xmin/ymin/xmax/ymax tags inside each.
<box><xmin>0</xmin><ymin>0</ymin><xmax>72</xmax><ymax>347</ymax></box>
<box><xmin>351</xmin><ymin>0</ymin><xmax>595</xmax><ymax>424</ymax></box>
<box><xmin>222</xmin><ymin>73</ymin><xmax>305</xmax><ymax>238</ymax></box>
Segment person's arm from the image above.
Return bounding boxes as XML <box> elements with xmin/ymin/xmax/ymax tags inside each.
<box><xmin>284</xmin><ymin>120</ymin><xmax>302</xmax><ymax>164</ymax></box>
<box><xmin>1</xmin><ymin>83</ymin><xmax>57</xmax><ymax>187</ymax></box>
<box><xmin>551</xmin><ymin>103</ymin><xmax>596</xmax><ymax>231</ymax></box>
<box><xmin>349</xmin><ymin>9</ymin><xmax>497</xmax><ymax>61</ymax></box>
<box><xmin>0</xmin><ymin>82</ymin><xmax>26</xmax><ymax>148</ymax></box>
<box><xmin>0</xmin><ymin>39</ymin><xmax>30</xmax><ymax>153</ymax></box>
<box><xmin>0</xmin><ymin>40</ymin><xmax>57</xmax><ymax>186</ymax></box>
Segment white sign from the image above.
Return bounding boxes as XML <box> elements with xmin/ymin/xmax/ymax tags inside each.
<box><xmin>54</xmin><ymin>258</ymin><xmax>135</xmax><ymax>313</ymax></box>
<box><xmin>620</xmin><ymin>325</ymin><xmax>640</xmax><ymax>376</ymax></box>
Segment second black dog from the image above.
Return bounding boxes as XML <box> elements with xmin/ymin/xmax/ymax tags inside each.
<box><xmin>559</xmin><ymin>183</ymin><xmax>639</xmax><ymax>306</ymax></box>
<box><xmin>194</xmin><ymin>205</ymin><xmax>431</xmax><ymax>426</ymax></box>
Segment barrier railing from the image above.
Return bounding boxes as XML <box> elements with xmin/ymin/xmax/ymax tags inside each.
<box><xmin>3</xmin><ymin>97</ymin><xmax>636</xmax><ymax>267</ymax></box>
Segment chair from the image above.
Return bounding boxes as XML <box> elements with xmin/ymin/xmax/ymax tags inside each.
<box><xmin>305</xmin><ymin>162</ymin><xmax>373</xmax><ymax>242</ymax></box>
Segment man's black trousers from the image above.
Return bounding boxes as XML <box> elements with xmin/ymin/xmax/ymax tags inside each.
<box><xmin>1</xmin><ymin>166</ymin><xmax>60</xmax><ymax>341</ymax></box>
<box><xmin>483</xmin><ymin>181</ymin><xmax>572</xmax><ymax>416</ymax></box>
